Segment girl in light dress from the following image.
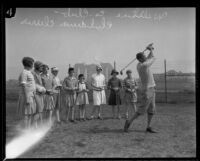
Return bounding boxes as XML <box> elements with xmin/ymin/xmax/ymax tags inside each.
<box><xmin>17</xmin><ymin>57</ymin><xmax>36</xmax><ymax>129</ymax></box>
<box><xmin>41</xmin><ymin>64</ymin><xmax>55</xmax><ymax>124</ymax></box>
<box><xmin>76</xmin><ymin>74</ymin><xmax>89</xmax><ymax>121</ymax></box>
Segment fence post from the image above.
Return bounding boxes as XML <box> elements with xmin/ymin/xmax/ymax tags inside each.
<box><xmin>164</xmin><ymin>59</ymin><xmax>167</xmax><ymax>103</ymax></box>
<box><xmin>114</xmin><ymin>61</ymin><xmax>116</xmax><ymax>70</ymax></box>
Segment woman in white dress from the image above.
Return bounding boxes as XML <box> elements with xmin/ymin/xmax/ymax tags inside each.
<box><xmin>90</xmin><ymin>65</ymin><xmax>106</xmax><ymax>120</ymax></box>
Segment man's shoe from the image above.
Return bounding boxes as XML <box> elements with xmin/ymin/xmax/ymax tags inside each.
<box><xmin>124</xmin><ymin>120</ymin><xmax>130</xmax><ymax>132</ymax></box>
<box><xmin>97</xmin><ymin>116</ymin><xmax>103</xmax><ymax>120</ymax></box>
<box><xmin>146</xmin><ymin>127</ymin><xmax>157</xmax><ymax>133</ymax></box>
<box><xmin>70</xmin><ymin>119</ymin><xmax>77</xmax><ymax>123</ymax></box>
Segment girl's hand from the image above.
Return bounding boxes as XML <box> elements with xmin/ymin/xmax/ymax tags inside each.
<box><xmin>127</xmin><ymin>89</ymin><xmax>132</xmax><ymax>92</ymax></box>
<box><xmin>25</xmin><ymin>98</ymin><xmax>30</xmax><ymax>105</ymax></box>
<box><xmin>84</xmin><ymin>89</ymin><xmax>89</xmax><ymax>92</ymax></box>
<box><xmin>113</xmin><ymin>87</ymin><xmax>119</xmax><ymax>91</ymax></box>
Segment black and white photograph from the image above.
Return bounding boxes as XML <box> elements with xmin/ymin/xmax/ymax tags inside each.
<box><xmin>4</xmin><ymin>6</ymin><xmax>196</xmax><ymax>158</ymax></box>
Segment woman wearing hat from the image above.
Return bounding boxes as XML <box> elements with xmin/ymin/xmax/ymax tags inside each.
<box><xmin>90</xmin><ymin>65</ymin><xmax>106</xmax><ymax>120</ymax></box>
<box><xmin>32</xmin><ymin>61</ymin><xmax>46</xmax><ymax>127</ymax></box>
<box><xmin>108</xmin><ymin>69</ymin><xmax>122</xmax><ymax>119</ymax></box>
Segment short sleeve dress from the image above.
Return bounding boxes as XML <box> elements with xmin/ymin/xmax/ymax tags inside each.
<box><xmin>32</xmin><ymin>71</ymin><xmax>45</xmax><ymax>113</ymax></box>
<box><xmin>91</xmin><ymin>73</ymin><xmax>106</xmax><ymax>105</ymax></box>
<box><xmin>62</xmin><ymin>76</ymin><xmax>78</xmax><ymax>107</ymax></box>
<box><xmin>17</xmin><ymin>69</ymin><xmax>36</xmax><ymax>118</ymax></box>
<box><xmin>76</xmin><ymin>81</ymin><xmax>89</xmax><ymax>105</ymax></box>
<box><xmin>41</xmin><ymin>74</ymin><xmax>55</xmax><ymax>111</ymax></box>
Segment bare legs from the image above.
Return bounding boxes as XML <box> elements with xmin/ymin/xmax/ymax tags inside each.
<box><xmin>125</xmin><ymin>103</ymin><xmax>136</xmax><ymax>119</ymax></box>
<box><xmin>91</xmin><ymin>105</ymin><xmax>102</xmax><ymax>119</ymax></box>
<box><xmin>79</xmin><ymin>105</ymin><xmax>86</xmax><ymax>120</ymax></box>
<box><xmin>24</xmin><ymin>115</ymin><xmax>32</xmax><ymax>129</ymax></box>
<box><xmin>112</xmin><ymin>105</ymin><xmax>121</xmax><ymax>119</ymax></box>
<box><xmin>66</xmin><ymin>106</ymin><xmax>75</xmax><ymax>121</ymax></box>
<box><xmin>55</xmin><ymin>109</ymin><xmax>61</xmax><ymax>122</ymax></box>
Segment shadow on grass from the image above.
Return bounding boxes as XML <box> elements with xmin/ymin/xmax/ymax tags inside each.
<box><xmin>81</xmin><ymin>127</ymin><xmax>147</xmax><ymax>134</ymax></box>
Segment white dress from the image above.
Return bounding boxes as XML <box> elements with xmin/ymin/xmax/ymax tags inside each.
<box><xmin>91</xmin><ymin>73</ymin><xmax>106</xmax><ymax>105</ymax></box>
<box><xmin>76</xmin><ymin>82</ymin><xmax>89</xmax><ymax>105</ymax></box>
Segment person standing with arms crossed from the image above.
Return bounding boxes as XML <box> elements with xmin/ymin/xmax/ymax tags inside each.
<box><xmin>124</xmin><ymin>45</ymin><xmax>157</xmax><ymax>133</ymax></box>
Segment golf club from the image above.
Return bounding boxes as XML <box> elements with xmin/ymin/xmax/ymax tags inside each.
<box><xmin>120</xmin><ymin>43</ymin><xmax>154</xmax><ymax>75</ymax></box>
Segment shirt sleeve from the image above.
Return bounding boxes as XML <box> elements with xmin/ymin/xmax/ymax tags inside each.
<box><xmin>19</xmin><ymin>71</ymin><xmax>27</xmax><ymax>85</ymax></box>
<box><xmin>41</xmin><ymin>76</ymin><xmax>46</xmax><ymax>87</ymax></box>
<box><xmin>102</xmin><ymin>75</ymin><xmax>106</xmax><ymax>86</ymax></box>
<box><xmin>62</xmin><ymin>78</ymin><xmax>67</xmax><ymax>90</ymax></box>
<box><xmin>142</xmin><ymin>57</ymin><xmax>156</xmax><ymax>67</ymax></box>
<box><xmin>91</xmin><ymin>75</ymin><xmax>95</xmax><ymax>86</ymax></box>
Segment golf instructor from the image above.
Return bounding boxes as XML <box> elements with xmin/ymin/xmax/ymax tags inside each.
<box><xmin>124</xmin><ymin>44</ymin><xmax>157</xmax><ymax>133</ymax></box>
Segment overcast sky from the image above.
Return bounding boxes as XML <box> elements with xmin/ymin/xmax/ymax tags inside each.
<box><xmin>6</xmin><ymin>8</ymin><xmax>195</xmax><ymax>80</ymax></box>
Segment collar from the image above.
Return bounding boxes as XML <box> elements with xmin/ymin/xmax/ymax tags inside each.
<box><xmin>66</xmin><ymin>76</ymin><xmax>76</xmax><ymax>80</ymax></box>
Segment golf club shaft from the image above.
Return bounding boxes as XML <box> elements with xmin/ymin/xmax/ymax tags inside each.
<box><xmin>120</xmin><ymin>43</ymin><xmax>153</xmax><ymax>74</ymax></box>
<box><xmin>120</xmin><ymin>58</ymin><xmax>137</xmax><ymax>72</ymax></box>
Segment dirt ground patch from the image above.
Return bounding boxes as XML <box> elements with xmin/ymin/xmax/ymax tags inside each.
<box><xmin>6</xmin><ymin>102</ymin><xmax>196</xmax><ymax>158</ymax></box>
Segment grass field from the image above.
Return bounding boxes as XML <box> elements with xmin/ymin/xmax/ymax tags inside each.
<box><xmin>6</xmin><ymin>78</ymin><xmax>196</xmax><ymax>158</ymax></box>
<box><xmin>6</xmin><ymin>100</ymin><xmax>196</xmax><ymax>158</ymax></box>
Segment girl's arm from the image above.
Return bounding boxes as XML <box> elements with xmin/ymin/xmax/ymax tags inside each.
<box><xmin>74</xmin><ymin>79</ymin><xmax>79</xmax><ymax>90</ymax></box>
<box><xmin>134</xmin><ymin>79</ymin><xmax>138</xmax><ymax>89</ymax></box>
<box><xmin>85</xmin><ymin>82</ymin><xmax>90</xmax><ymax>92</ymax></box>
<box><xmin>118</xmin><ymin>79</ymin><xmax>123</xmax><ymax>90</ymax></box>
<box><xmin>123</xmin><ymin>79</ymin><xmax>129</xmax><ymax>91</ymax></box>
<box><xmin>62</xmin><ymin>78</ymin><xmax>72</xmax><ymax>91</ymax></box>
<box><xmin>19</xmin><ymin>72</ymin><xmax>29</xmax><ymax>104</ymax></box>
<box><xmin>107</xmin><ymin>79</ymin><xmax>111</xmax><ymax>90</ymax></box>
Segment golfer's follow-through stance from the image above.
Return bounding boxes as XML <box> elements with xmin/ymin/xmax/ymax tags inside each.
<box><xmin>124</xmin><ymin>44</ymin><xmax>157</xmax><ymax>133</ymax></box>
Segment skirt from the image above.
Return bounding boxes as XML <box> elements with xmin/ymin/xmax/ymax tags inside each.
<box><xmin>53</xmin><ymin>93</ymin><xmax>61</xmax><ymax>110</ymax></box>
<box><xmin>93</xmin><ymin>90</ymin><xmax>106</xmax><ymax>105</ymax></box>
<box><xmin>124</xmin><ymin>91</ymin><xmax>137</xmax><ymax>104</ymax></box>
<box><xmin>108</xmin><ymin>90</ymin><xmax>121</xmax><ymax>105</ymax></box>
<box><xmin>35</xmin><ymin>94</ymin><xmax>44</xmax><ymax>113</ymax></box>
<box><xmin>17</xmin><ymin>94</ymin><xmax>36</xmax><ymax>118</ymax></box>
<box><xmin>76</xmin><ymin>92</ymin><xmax>89</xmax><ymax>105</ymax></box>
<box><xmin>65</xmin><ymin>93</ymin><xmax>76</xmax><ymax>107</ymax></box>
<box><xmin>43</xmin><ymin>94</ymin><xmax>55</xmax><ymax>111</ymax></box>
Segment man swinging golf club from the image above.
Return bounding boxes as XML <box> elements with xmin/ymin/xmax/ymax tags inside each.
<box><xmin>124</xmin><ymin>44</ymin><xmax>157</xmax><ymax>133</ymax></box>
